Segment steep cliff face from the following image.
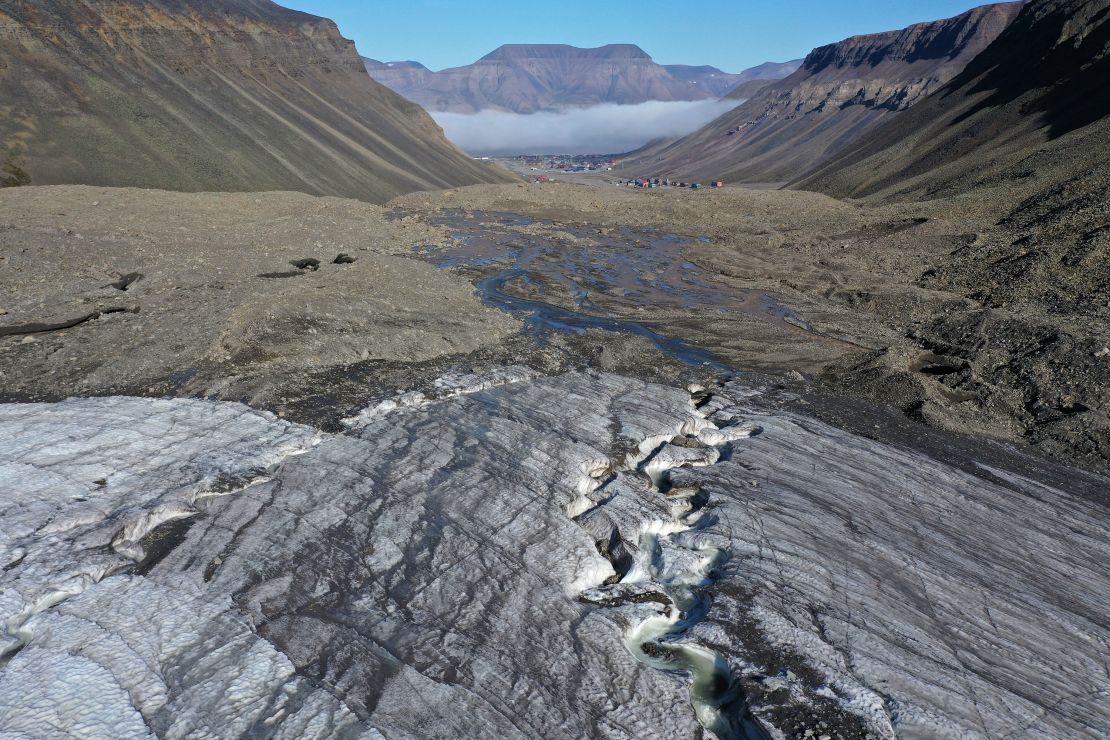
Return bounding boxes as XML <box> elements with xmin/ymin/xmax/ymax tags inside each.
<box><xmin>799</xmin><ymin>0</ymin><xmax>1110</xmax><ymax>201</ymax></box>
<box><xmin>0</xmin><ymin>0</ymin><xmax>514</xmax><ymax>202</ymax></box>
<box><xmin>622</xmin><ymin>3</ymin><xmax>1021</xmax><ymax>183</ymax></box>
<box><xmin>778</xmin><ymin>2</ymin><xmax>1021</xmax><ymax>113</ymax></box>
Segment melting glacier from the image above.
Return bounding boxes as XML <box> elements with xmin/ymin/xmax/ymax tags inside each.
<box><xmin>1</xmin><ymin>372</ymin><xmax>1107</xmax><ymax>738</ymax></box>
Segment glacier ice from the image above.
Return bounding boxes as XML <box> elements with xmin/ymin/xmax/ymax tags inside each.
<box><xmin>1</xmin><ymin>374</ymin><xmax>1107</xmax><ymax>738</ymax></box>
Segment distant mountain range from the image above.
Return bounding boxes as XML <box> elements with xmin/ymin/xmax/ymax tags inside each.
<box><xmin>363</xmin><ymin>45</ymin><xmax>801</xmax><ymax>113</ymax></box>
<box><xmin>0</xmin><ymin>0</ymin><xmax>513</xmax><ymax>202</ymax></box>
<box><xmin>622</xmin><ymin>2</ymin><xmax>1022</xmax><ymax>184</ymax></box>
<box><xmin>659</xmin><ymin>60</ymin><xmax>802</xmax><ymax>97</ymax></box>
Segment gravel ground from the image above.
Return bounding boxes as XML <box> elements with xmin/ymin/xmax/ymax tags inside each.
<box><xmin>392</xmin><ymin>181</ymin><xmax>1108</xmax><ymax>471</ymax></box>
<box><xmin>1</xmin><ymin>179</ymin><xmax>1104</xmax><ymax>470</ymax></box>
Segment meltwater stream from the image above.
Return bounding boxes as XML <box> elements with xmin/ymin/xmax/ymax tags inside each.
<box><xmin>569</xmin><ymin>381</ymin><xmax>773</xmax><ymax>740</ymax></box>
<box><xmin>407</xmin><ymin>209</ymin><xmax>814</xmax><ymax>373</ymax></box>
<box><xmin>477</xmin><ymin>268</ymin><xmax>731</xmax><ymax>371</ymax></box>
<box><xmin>621</xmin><ymin>533</ymin><xmax>769</xmax><ymax>740</ymax></box>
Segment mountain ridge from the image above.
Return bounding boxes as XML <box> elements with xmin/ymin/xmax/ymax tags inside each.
<box><xmin>362</xmin><ymin>43</ymin><xmax>799</xmax><ymax>113</ymax></box>
<box><xmin>618</xmin><ymin>2</ymin><xmax>1022</xmax><ymax>183</ymax></box>
<box><xmin>478</xmin><ymin>43</ymin><xmax>652</xmax><ymax>62</ymax></box>
<box><xmin>663</xmin><ymin>59</ymin><xmax>802</xmax><ymax>97</ymax></box>
<box><xmin>796</xmin><ymin>0</ymin><xmax>1110</xmax><ymax>319</ymax></box>
<box><xmin>0</xmin><ymin>0</ymin><xmax>514</xmax><ymax>202</ymax></box>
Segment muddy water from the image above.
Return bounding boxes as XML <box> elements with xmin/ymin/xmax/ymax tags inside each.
<box><xmin>476</xmin><ymin>268</ymin><xmax>731</xmax><ymax>370</ymax></box>
<box><xmin>407</xmin><ymin>210</ymin><xmax>813</xmax><ymax>371</ymax></box>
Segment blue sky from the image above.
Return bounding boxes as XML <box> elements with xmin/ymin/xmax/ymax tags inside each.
<box><xmin>276</xmin><ymin>1</ymin><xmax>996</xmax><ymax>72</ymax></box>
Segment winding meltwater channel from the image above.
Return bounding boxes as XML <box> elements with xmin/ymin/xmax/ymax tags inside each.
<box><xmin>477</xmin><ymin>268</ymin><xmax>732</xmax><ymax>370</ymax></box>
<box><xmin>573</xmin><ymin>384</ymin><xmax>771</xmax><ymax>739</ymax></box>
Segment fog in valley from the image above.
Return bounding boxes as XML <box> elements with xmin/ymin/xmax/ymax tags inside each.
<box><xmin>433</xmin><ymin>99</ymin><xmax>740</xmax><ymax>155</ymax></box>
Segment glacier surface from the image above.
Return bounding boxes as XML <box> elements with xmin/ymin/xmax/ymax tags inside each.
<box><xmin>1</xmin><ymin>373</ymin><xmax>1107</xmax><ymax>738</ymax></box>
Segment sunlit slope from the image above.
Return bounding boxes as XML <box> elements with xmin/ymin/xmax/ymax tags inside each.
<box><xmin>0</xmin><ymin>0</ymin><xmax>515</xmax><ymax>203</ymax></box>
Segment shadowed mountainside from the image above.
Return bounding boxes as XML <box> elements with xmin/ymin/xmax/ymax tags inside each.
<box><xmin>798</xmin><ymin>0</ymin><xmax>1110</xmax><ymax>204</ymax></box>
<box><xmin>797</xmin><ymin>0</ymin><xmax>1110</xmax><ymax>317</ymax></box>
<box><xmin>363</xmin><ymin>44</ymin><xmax>797</xmax><ymax>113</ymax></box>
<box><xmin>798</xmin><ymin>0</ymin><xmax>1110</xmax><ymax>469</ymax></box>
<box><xmin>0</xmin><ymin>0</ymin><xmax>514</xmax><ymax>203</ymax></box>
<box><xmin>621</xmin><ymin>2</ymin><xmax>1022</xmax><ymax>183</ymax></box>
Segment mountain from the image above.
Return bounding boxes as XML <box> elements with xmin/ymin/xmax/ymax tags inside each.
<box><xmin>0</xmin><ymin>0</ymin><xmax>514</xmax><ymax>203</ymax></box>
<box><xmin>798</xmin><ymin>0</ymin><xmax>1110</xmax><ymax>317</ymax></box>
<box><xmin>797</xmin><ymin>0</ymin><xmax>1110</xmax><ymax>203</ymax></box>
<box><xmin>622</xmin><ymin>3</ymin><xmax>1022</xmax><ymax>183</ymax></box>
<box><xmin>364</xmin><ymin>44</ymin><xmax>708</xmax><ymax>113</ymax></box>
<box><xmin>662</xmin><ymin>59</ymin><xmax>801</xmax><ymax>97</ymax></box>
<box><xmin>727</xmin><ymin>59</ymin><xmax>805</xmax><ymax>87</ymax></box>
<box><xmin>725</xmin><ymin>78</ymin><xmax>782</xmax><ymax>101</ymax></box>
<box><xmin>361</xmin><ymin>58</ymin><xmax>438</xmax><ymax>101</ymax></box>
<box><xmin>798</xmin><ymin>0</ymin><xmax>1109</xmax><ymax>475</ymax></box>
<box><xmin>362</xmin><ymin>44</ymin><xmax>798</xmax><ymax>113</ymax></box>
<box><xmin>660</xmin><ymin>64</ymin><xmax>747</xmax><ymax>97</ymax></box>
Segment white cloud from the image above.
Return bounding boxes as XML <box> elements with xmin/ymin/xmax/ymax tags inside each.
<box><xmin>431</xmin><ymin>100</ymin><xmax>740</xmax><ymax>156</ymax></box>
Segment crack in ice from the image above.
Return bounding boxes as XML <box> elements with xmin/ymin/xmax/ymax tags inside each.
<box><xmin>567</xmin><ymin>381</ymin><xmax>767</xmax><ymax>739</ymax></box>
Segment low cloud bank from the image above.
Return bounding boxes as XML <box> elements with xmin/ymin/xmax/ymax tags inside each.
<box><xmin>432</xmin><ymin>100</ymin><xmax>740</xmax><ymax>156</ymax></box>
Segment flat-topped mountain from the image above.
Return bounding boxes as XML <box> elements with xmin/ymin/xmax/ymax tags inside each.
<box><xmin>623</xmin><ymin>2</ymin><xmax>1022</xmax><ymax>182</ymax></box>
<box><xmin>481</xmin><ymin>43</ymin><xmax>648</xmax><ymax>62</ymax></box>
<box><xmin>363</xmin><ymin>44</ymin><xmax>797</xmax><ymax>113</ymax></box>
<box><xmin>365</xmin><ymin>43</ymin><xmax>706</xmax><ymax>113</ymax></box>
<box><xmin>0</xmin><ymin>0</ymin><xmax>513</xmax><ymax>202</ymax></box>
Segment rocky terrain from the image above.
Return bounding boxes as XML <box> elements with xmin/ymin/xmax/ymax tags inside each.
<box><xmin>623</xmin><ymin>3</ymin><xmax>1021</xmax><ymax>184</ymax></box>
<box><xmin>797</xmin><ymin>0</ymin><xmax>1110</xmax><ymax>469</ymax></box>
<box><xmin>609</xmin><ymin>0</ymin><xmax>1109</xmax><ymax>470</ymax></box>
<box><xmin>363</xmin><ymin>44</ymin><xmax>796</xmax><ymax>113</ymax></box>
<box><xmin>0</xmin><ymin>186</ymin><xmax>519</xmax><ymax>412</ymax></box>
<box><xmin>390</xmin><ymin>174</ymin><xmax>1108</xmax><ymax>473</ymax></box>
<box><xmin>0</xmin><ymin>0</ymin><xmax>514</xmax><ymax>203</ymax></box>
<box><xmin>3</xmin><ymin>177</ymin><xmax>1109</xmax><ymax>739</ymax></box>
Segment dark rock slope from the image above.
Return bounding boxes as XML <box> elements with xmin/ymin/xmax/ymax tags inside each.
<box><xmin>798</xmin><ymin>0</ymin><xmax>1110</xmax><ymax>204</ymax></box>
<box><xmin>0</xmin><ymin>0</ymin><xmax>514</xmax><ymax>203</ymax></box>
<box><xmin>623</xmin><ymin>3</ymin><xmax>1021</xmax><ymax>183</ymax></box>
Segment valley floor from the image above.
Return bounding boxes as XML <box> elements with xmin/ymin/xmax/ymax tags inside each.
<box><xmin>1</xmin><ymin>182</ymin><xmax>1107</xmax><ymax>739</ymax></box>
